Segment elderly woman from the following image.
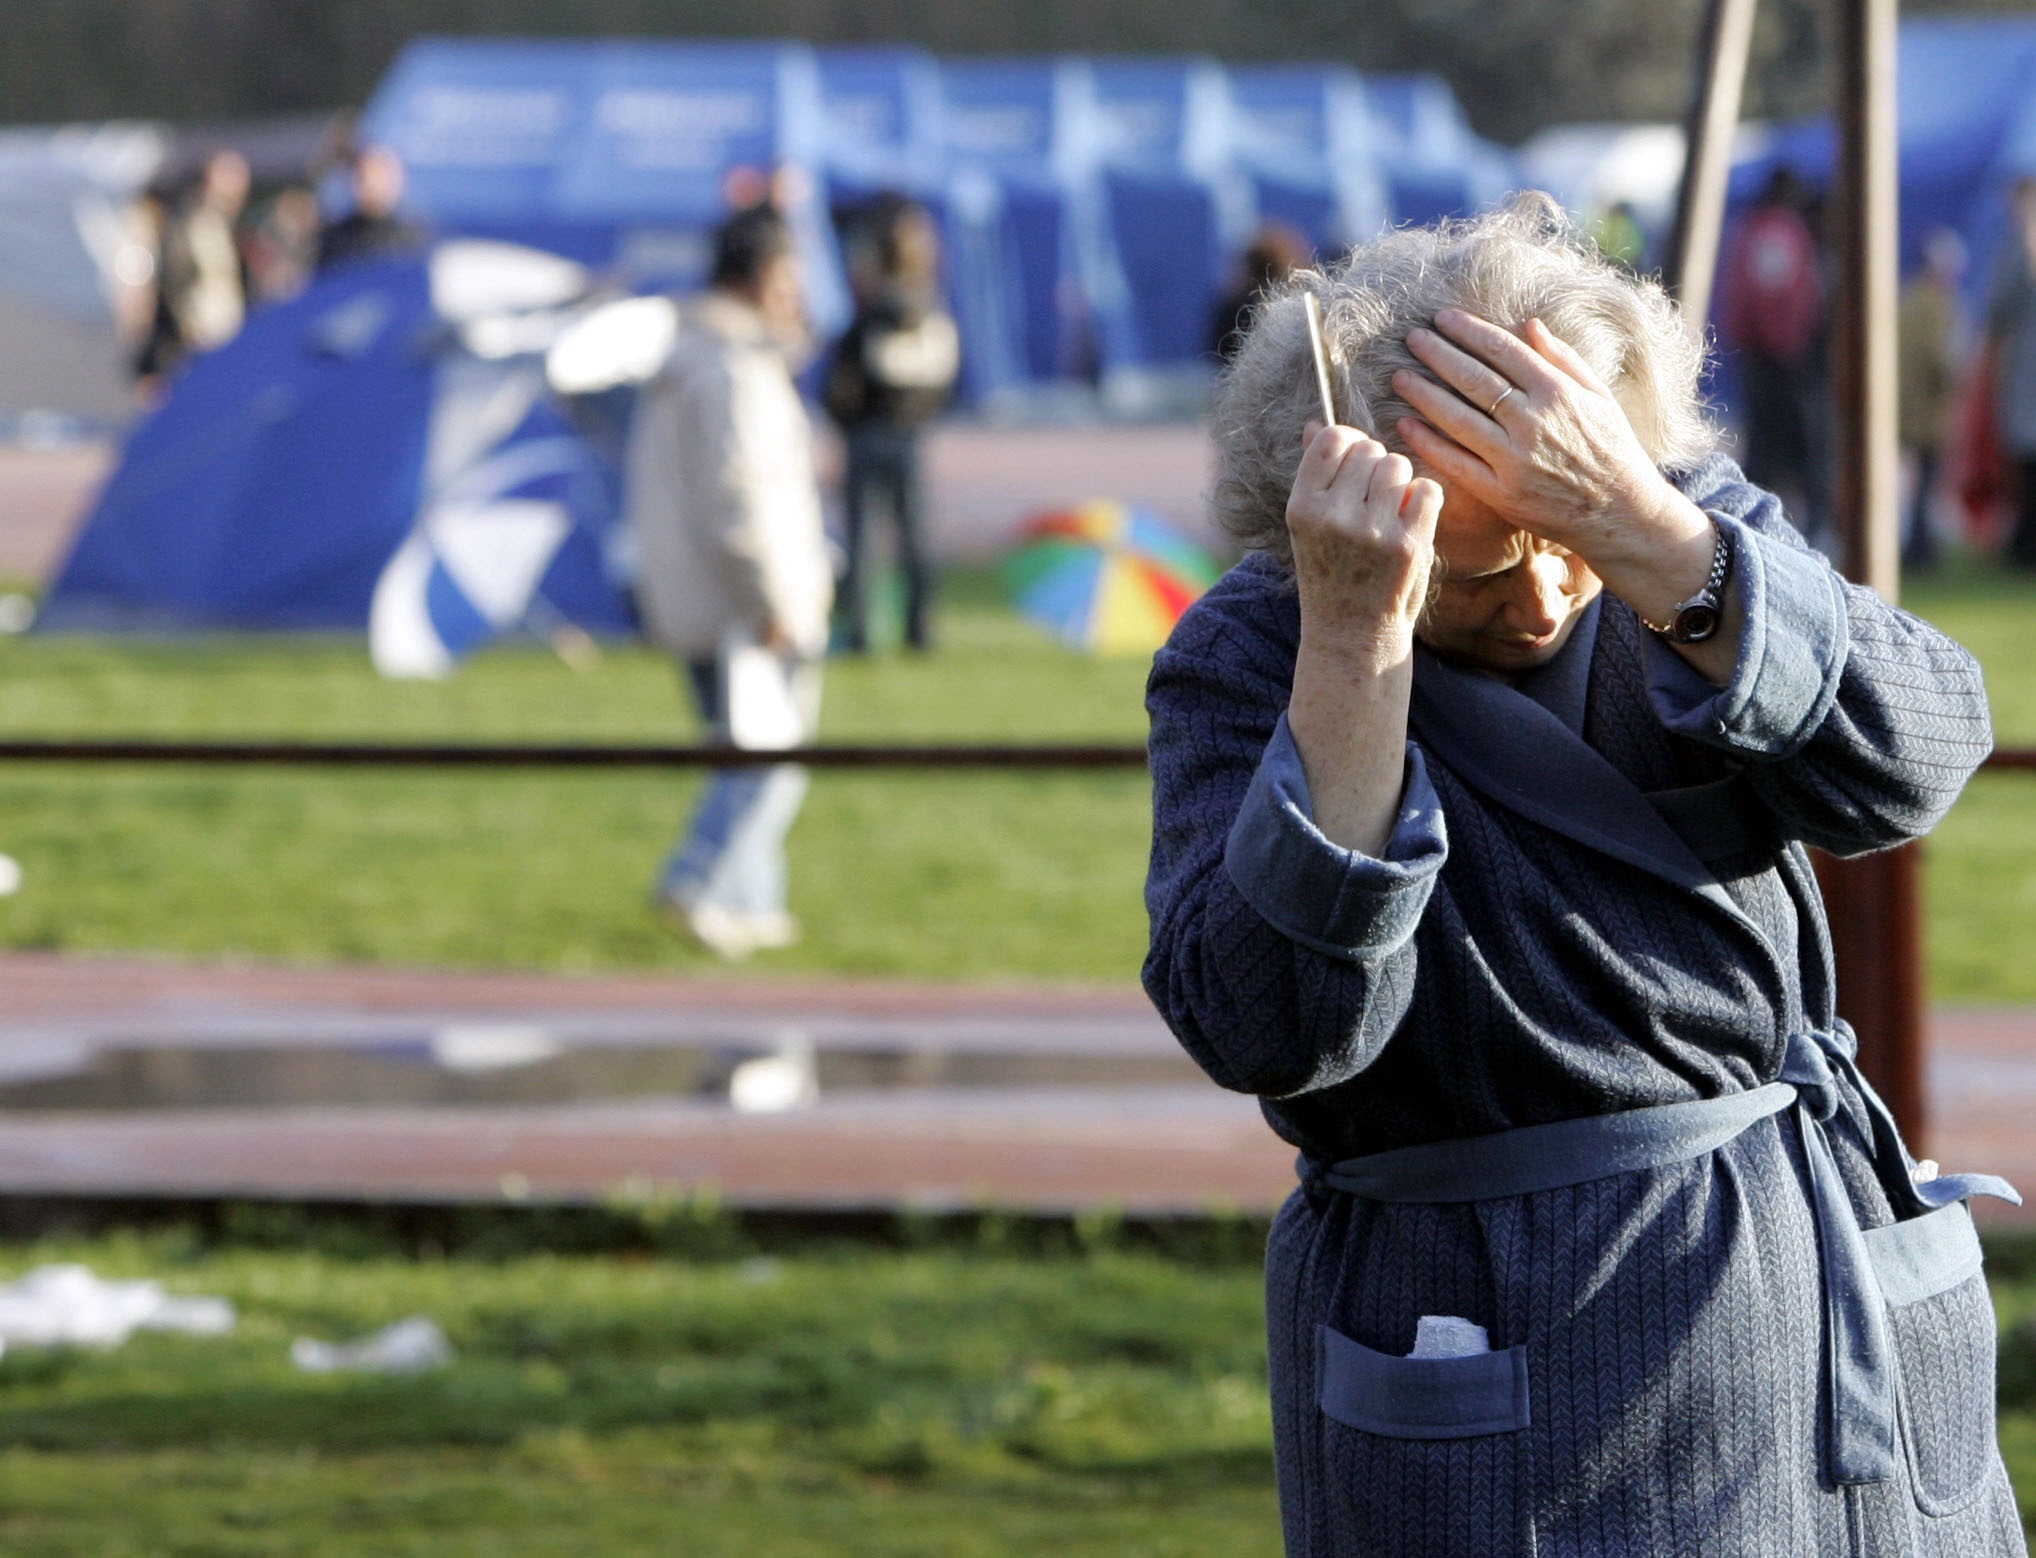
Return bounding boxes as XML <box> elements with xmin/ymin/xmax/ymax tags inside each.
<box><xmin>1145</xmin><ymin>194</ymin><xmax>2022</xmax><ymax>1555</ymax></box>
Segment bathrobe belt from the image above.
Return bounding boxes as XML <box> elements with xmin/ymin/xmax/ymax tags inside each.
<box><xmin>1313</xmin><ymin>1026</ymin><xmax>2020</xmax><ymax>1486</ymax></box>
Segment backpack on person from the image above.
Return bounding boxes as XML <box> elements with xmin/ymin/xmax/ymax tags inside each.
<box><xmin>1723</xmin><ymin>203</ymin><xmax>1825</xmax><ymax>365</ymax></box>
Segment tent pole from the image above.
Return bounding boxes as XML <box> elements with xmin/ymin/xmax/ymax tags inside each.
<box><xmin>1666</xmin><ymin>0</ymin><xmax>1759</xmax><ymax>319</ymax></box>
<box><xmin>1819</xmin><ymin>0</ymin><xmax>1927</xmax><ymax>1147</ymax></box>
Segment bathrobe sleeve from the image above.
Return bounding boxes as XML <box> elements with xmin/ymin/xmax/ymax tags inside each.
<box><xmin>1644</xmin><ymin>455</ymin><xmax>1994</xmax><ymax>855</ymax></box>
<box><xmin>1142</xmin><ymin>574</ymin><xmax>1447</xmax><ymax>1098</ymax></box>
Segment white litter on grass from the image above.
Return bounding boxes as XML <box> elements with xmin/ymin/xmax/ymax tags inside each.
<box><xmin>0</xmin><ymin>1264</ymin><xmax>236</xmax><ymax>1351</ymax></box>
<box><xmin>0</xmin><ymin>854</ymin><xmax>22</xmax><ymax>896</ymax></box>
<box><xmin>291</xmin><ymin>1316</ymin><xmax>454</xmax><ymax>1375</ymax></box>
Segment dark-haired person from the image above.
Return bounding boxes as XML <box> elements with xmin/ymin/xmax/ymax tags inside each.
<box><xmin>824</xmin><ymin>195</ymin><xmax>959</xmax><ymax>653</ymax></box>
<box><xmin>632</xmin><ymin>207</ymin><xmax>832</xmax><ymax>960</ymax></box>
<box><xmin>315</xmin><ymin>145</ymin><xmax>428</xmax><ymax>273</ymax></box>
<box><xmin>1145</xmin><ymin>194</ymin><xmax>2020</xmax><ymax>1554</ymax></box>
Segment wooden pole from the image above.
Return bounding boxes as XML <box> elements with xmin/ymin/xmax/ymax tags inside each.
<box><xmin>1666</xmin><ymin>0</ymin><xmax>1760</xmax><ymax>319</ymax></box>
<box><xmin>1821</xmin><ymin>0</ymin><xmax>1927</xmax><ymax>1145</ymax></box>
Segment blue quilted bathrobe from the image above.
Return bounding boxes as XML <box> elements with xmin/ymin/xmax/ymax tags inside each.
<box><xmin>1143</xmin><ymin>455</ymin><xmax>2026</xmax><ymax>1555</ymax></box>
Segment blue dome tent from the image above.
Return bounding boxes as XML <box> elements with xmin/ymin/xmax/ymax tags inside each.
<box><xmin>44</xmin><ymin>259</ymin><xmax>439</xmax><ymax>631</ymax></box>
<box><xmin>1226</xmin><ymin>65</ymin><xmax>1391</xmax><ymax>258</ymax></box>
<box><xmin>937</xmin><ymin>57</ymin><xmax>1133</xmax><ymax>388</ymax></box>
<box><xmin>42</xmin><ymin>244</ymin><xmax>632</xmax><ymax>665</ymax></box>
<box><xmin>360</xmin><ymin>37</ymin><xmax>849</xmax><ymax>334</ymax></box>
<box><xmin>1089</xmin><ymin>57</ymin><xmax>1250</xmax><ymax>377</ymax></box>
<box><xmin>812</xmin><ymin>47</ymin><xmax>1024</xmax><ymax>406</ymax></box>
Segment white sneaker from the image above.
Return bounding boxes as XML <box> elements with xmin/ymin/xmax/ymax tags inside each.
<box><xmin>745</xmin><ymin>912</ymin><xmax>800</xmax><ymax>951</ymax></box>
<box><xmin>657</xmin><ymin>896</ymin><xmax>757</xmax><ymax>961</ymax></box>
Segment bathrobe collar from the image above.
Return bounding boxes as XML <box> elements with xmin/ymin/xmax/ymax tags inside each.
<box><xmin>1408</xmin><ymin>602</ymin><xmax>1758</xmax><ymax>934</ymax></box>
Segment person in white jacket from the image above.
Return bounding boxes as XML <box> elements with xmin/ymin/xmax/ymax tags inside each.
<box><xmin>626</xmin><ymin>206</ymin><xmax>833</xmax><ymax>959</ymax></box>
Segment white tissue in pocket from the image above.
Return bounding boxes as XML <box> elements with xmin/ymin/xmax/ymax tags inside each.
<box><xmin>1411</xmin><ymin>1314</ymin><xmax>1491</xmax><ymax>1358</ymax></box>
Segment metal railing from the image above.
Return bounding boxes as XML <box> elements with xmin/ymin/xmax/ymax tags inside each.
<box><xmin>0</xmin><ymin>739</ymin><xmax>2027</xmax><ymax>773</ymax></box>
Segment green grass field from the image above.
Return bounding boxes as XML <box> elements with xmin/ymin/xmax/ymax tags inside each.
<box><xmin>0</xmin><ymin>564</ymin><xmax>2029</xmax><ymax>992</ymax></box>
<box><xmin>0</xmin><ymin>565</ymin><xmax>2030</xmax><ymax>1547</ymax></box>
<box><xmin>0</xmin><ymin>1220</ymin><xmax>1283</xmax><ymax>1557</ymax></box>
<box><xmin>0</xmin><ymin>1216</ymin><xmax>2035</xmax><ymax>1553</ymax></box>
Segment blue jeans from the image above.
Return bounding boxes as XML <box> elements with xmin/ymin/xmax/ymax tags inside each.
<box><xmin>840</xmin><ymin>425</ymin><xmax>931</xmax><ymax>651</ymax></box>
<box><xmin>658</xmin><ymin>659</ymin><xmax>812</xmax><ymax>916</ymax></box>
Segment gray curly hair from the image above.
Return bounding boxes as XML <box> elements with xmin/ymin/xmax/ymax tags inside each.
<box><xmin>1209</xmin><ymin>191</ymin><xmax>1718</xmax><ymax>568</ymax></box>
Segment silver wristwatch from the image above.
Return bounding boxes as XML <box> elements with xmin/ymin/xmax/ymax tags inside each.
<box><xmin>1646</xmin><ymin>524</ymin><xmax>1732</xmax><ymax>645</ymax></box>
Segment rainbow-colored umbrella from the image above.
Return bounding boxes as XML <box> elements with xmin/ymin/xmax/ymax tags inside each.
<box><xmin>1002</xmin><ymin>501</ymin><xmax>1223</xmax><ymax>655</ymax></box>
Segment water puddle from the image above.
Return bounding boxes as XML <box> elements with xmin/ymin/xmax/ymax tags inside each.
<box><xmin>0</xmin><ymin>1031</ymin><xmax>1200</xmax><ymax>1113</ymax></box>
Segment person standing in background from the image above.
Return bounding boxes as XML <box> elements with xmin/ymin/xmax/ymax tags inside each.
<box><xmin>1898</xmin><ymin>228</ymin><xmax>1967</xmax><ymax>571</ymax></box>
<box><xmin>1210</xmin><ymin>223</ymin><xmax>1309</xmax><ymax>365</ymax></box>
<box><xmin>824</xmin><ymin>195</ymin><xmax>960</xmax><ymax>654</ymax></box>
<box><xmin>1589</xmin><ymin>198</ymin><xmax>1648</xmax><ymax>272</ymax></box>
<box><xmin>632</xmin><ymin>206</ymin><xmax>833</xmax><ymax>960</ymax></box>
<box><xmin>1986</xmin><ymin>177</ymin><xmax>2036</xmax><ymax>570</ymax></box>
<box><xmin>139</xmin><ymin>149</ymin><xmax>250</xmax><ymax>383</ymax></box>
<box><xmin>1720</xmin><ymin>168</ymin><xmax>1829</xmax><ymax>543</ymax></box>
<box><xmin>316</xmin><ymin>144</ymin><xmax>428</xmax><ymax>273</ymax></box>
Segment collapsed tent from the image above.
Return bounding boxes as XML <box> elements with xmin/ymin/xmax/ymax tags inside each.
<box><xmin>41</xmin><ymin>241</ymin><xmax>631</xmax><ymax>669</ymax></box>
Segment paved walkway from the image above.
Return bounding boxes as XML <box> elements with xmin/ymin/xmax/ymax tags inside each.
<box><xmin>0</xmin><ymin>953</ymin><xmax>2029</xmax><ymax>1223</ymax></box>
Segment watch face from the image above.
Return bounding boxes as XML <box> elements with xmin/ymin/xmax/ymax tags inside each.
<box><xmin>1674</xmin><ymin>602</ymin><xmax>1721</xmax><ymax>643</ymax></box>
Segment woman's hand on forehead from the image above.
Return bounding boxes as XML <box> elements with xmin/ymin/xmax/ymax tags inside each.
<box><xmin>1385</xmin><ymin>308</ymin><xmax>1685</xmax><ymax>575</ymax></box>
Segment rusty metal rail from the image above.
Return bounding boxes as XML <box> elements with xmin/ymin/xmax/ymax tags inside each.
<box><xmin>0</xmin><ymin>739</ymin><xmax>2027</xmax><ymax>773</ymax></box>
<box><xmin>0</xmin><ymin>740</ymin><xmax>1152</xmax><ymax>770</ymax></box>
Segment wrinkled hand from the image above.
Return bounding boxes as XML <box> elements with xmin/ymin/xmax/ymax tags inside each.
<box><xmin>1286</xmin><ymin>423</ymin><xmax>1445</xmax><ymax>668</ymax></box>
<box><xmin>1391</xmin><ymin>309</ymin><xmax>1685</xmax><ymax>567</ymax></box>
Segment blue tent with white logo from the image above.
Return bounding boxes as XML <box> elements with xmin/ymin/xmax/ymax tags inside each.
<box><xmin>937</xmin><ymin>57</ymin><xmax>1134</xmax><ymax>386</ymax></box>
<box><xmin>1367</xmin><ymin>74</ymin><xmax>1519</xmax><ymax>230</ymax></box>
<box><xmin>42</xmin><ymin>244</ymin><xmax>632</xmax><ymax>665</ymax></box>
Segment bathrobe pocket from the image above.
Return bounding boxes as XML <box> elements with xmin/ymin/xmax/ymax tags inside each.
<box><xmin>1864</xmin><ymin>1201</ymin><xmax>2000</xmax><ymax>1515</ymax></box>
<box><xmin>1315</xmin><ymin>1324</ymin><xmax>1534</xmax><ymax>1555</ymax></box>
<box><xmin>1317</xmin><ymin>1324</ymin><xmax>1532</xmax><ymax>1438</ymax></box>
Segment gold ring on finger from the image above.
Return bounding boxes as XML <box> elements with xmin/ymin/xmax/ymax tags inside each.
<box><xmin>1488</xmin><ymin>386</ymin><xmax>1517</xmax><ymax>417</ymax></box>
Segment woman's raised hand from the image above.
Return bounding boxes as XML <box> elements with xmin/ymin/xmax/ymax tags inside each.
<box><xmin>1285</xmin><ymin>422</ymin><xmax>1444</xmax><ymax>670</ymax></box>
<box><xmin>1390</xmin><ymin>310</ymin><xmax>1694</xmax><ymax>570</ymax></box>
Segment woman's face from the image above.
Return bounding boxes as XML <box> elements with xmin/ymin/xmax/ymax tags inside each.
<box><xmin>1416</xmin><ymin>484</ymin><xmax>1603</xmax><ymax>674</ymax></box>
